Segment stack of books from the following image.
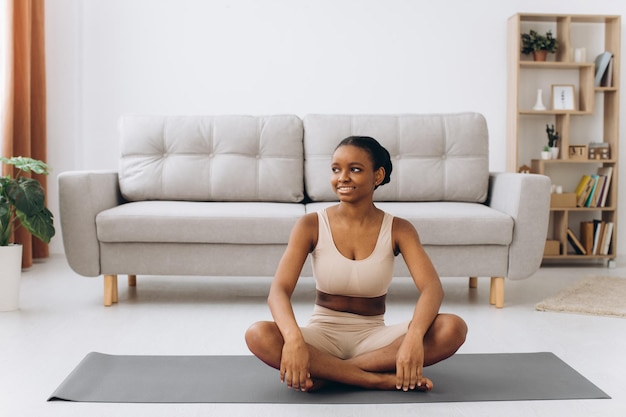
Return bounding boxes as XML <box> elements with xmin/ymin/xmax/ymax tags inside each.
<box><xmin>579</xmin><ymin>220</ymin><xmax>614</xmax><ymax>255</ymax></box>
<box><xmin>574</xmin><ymin>166</ymin><xmax>613</xmax><ymax>208</ymax></box>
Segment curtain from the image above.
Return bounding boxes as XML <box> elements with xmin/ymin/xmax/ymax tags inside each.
<box><xmin>1</xmin><ymin>0</ymin><xmax>48</xmax><ymax>268</ymax></box>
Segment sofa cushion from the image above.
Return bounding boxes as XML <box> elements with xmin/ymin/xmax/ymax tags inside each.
<box><xmin>96</xmin><ymin>202</ymin><xmax>305</xmax><ymax>244</ymax></box>
<box><xmin>305</xmin><ymin>202</ymin><xmax>513</xmax><ymax>246</ymax></box>
<box><xmin>303</xmin><ymin>113</ymin><xmax>489</xmax><ymax>203</ymax></box>
<box><xmin>118</xmin><ymin>115</ymin><xmax>305</xmax><ymax>203</ymax></box>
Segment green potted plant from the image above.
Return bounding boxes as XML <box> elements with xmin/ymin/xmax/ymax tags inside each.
<box><xmin>546</xmin><ymin>124</ymin><xmax>560</xmax><ymax>159</ymax></box>
<box><xmin>0</xmin><ymin>156</ymin><xmax>55</xmax><ymax>311</ymax></box>
<box><xmin>521</xmin><ymin>30</ymin><xmax>558</xmax><ymax>61</ymax></box>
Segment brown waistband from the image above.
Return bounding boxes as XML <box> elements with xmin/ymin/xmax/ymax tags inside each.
<box><xmin>315</xmin><ymin>290</ymin><xmax>386</xmax><ymax>316</ymax></box>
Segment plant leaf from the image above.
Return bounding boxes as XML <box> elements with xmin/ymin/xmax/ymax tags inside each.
<box><xmin>5</xmin><ymin>177</ymin><xmax>45</xmax><ymax>217</ymax></box>
<box><xmin>0</xmin><ymin>156</ymin><xmax>51</xmax><ymax>175</ymax></box>
<box><xmin>1</xmin><ymin>156</ymin><xmax>54</xmax><ymax>246</ymax></box>
<box><xmin>15</xmin><ymin>207</ymin><xmax>55</xmax><ymax>243</ymax></box>
<box><xmin>0</xmin><ymin>198</ymin><xmax>13</xmax><ymax>246</ymax></box>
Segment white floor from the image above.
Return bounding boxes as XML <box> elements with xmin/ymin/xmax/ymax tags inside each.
<box><xmin>1</xmin><ymin>254</ymin><xmax>625</xmax><ymax>417</ymax></box>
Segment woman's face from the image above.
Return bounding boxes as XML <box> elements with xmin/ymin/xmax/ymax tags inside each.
<box><xmin>331</xmin><ymin>145</ymin><xmax>384</xmax><ymax>201</ymax></box>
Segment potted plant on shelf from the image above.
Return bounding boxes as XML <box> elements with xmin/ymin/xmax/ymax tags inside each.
<box><xmin>0</xmin><ymin>156</ymin><xmax>55</xmax><ymax>311</ymax></box>
<box><xmin>521</xmin><ymin>30</ymin><xmax>558</xmax><ymax>61</ymax></box>
<box><xmin>546</xmin><ymin>124</ymin><xmax>560</xmax><ymax>159</ymax></box>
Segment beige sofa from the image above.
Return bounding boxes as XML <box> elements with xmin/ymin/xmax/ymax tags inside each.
<box><xmin>58</xmin><ymin>113</ymin><xmax>551</xmax><ymax>308</ymax></box>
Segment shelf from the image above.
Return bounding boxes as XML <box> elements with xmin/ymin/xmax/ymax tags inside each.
<box><xmin>519</xmin><ymin>110</ymin><xmax>591</xmax><ymax>115</ymax></box>
<box><xmin>595</xmin><ymin>86</ymin><xmax>618</xmax><ymax>93</ymax></box>
<box><xmin>550</xmin><ymin>207</ymin><xmax>615</xmax><ymax>212</ymax></box>
<box><xmin>520</xmin><ymin>62</ymin><xmax>594</xmax><ymax>69</ymax></box>
<box><xmin>507</xmin><ymin>13</ymin><xmax>620</xmax><ymax>263</ymax></box>
<box><xmin>518</xmin><ymin>14</ymin><xmax>620</xmax><ymax>23</ymax></box>
<box><xmin>544</xmin><ymin>252</ymin><xmax>613</xmax><ymax>258</ymax></box>
<box><xmin>531</xmin><ymin>159</ymin><xmax>616</xmax><ymax>164</ymax></box>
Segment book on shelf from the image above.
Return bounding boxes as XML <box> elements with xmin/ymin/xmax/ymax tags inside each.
<box><xmin>600</xmin><ymin>56</ymin><xmax>614</xmax><ymax>87</ymax></box>
<box><xmin>591</xmin><ymin>219</ymin><xmax>604</xmax><ymax>255</ymax></box>
<box><xmin>584</xmin><ymin>174</ymin><xmax>600</xmax><ymax>207</ymax></box>
<box><xmin>580</xmin><ymin>221</ymin><xmax>595</xmax><ymax>254</ymax></box>
<box><xmin>594</xmin><ymin>51</ymin><xmax>613</xmax><ymax>87</ymax></box>
<box><xmin>575</xmin><ymin>175</ymin><xmax>594</xmax><ymax>207</ymax></box>
<box><xmin>567</xmin><ymin>228</ymin><xmax>586</xmax><ymax>255</ymax></box>
<box><xmin>574</xmin><ymin>175</ymin><xmax>591</xmax><ymax>196</ymax></box>
<box><xmin>596</xmin><ymin>166</ymin><xmax>613</xmax><ymax>207</ymax></box>
<box><xmin>590</xmin><ymin>175</ymin><xmax>605</xmax><ymax>207</ymax></box>
<box><xmin>601</xmin><ymin>222</ymin><xmax>614</xmax><ymax>255</ymax></box>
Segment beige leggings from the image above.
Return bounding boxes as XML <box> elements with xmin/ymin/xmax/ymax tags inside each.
<box><xmin>299</xmin><ymin>305</ymin><xmax>410</xmax><ymax>360</ymax></box>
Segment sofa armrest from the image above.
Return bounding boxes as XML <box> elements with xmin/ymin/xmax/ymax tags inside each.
<box><xmin>58</xmin><ymin>171</ymin><xmax>124</xmax><ymax>277</ymax></box>
<box><xmin>486</xmin><ymin>172</ymin><xmax>551</xmax><ymax>280</ymax></box>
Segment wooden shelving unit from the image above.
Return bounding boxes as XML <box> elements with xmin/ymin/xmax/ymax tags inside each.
<box><xmin>507</xmin><ymin>13</ymin><xmax>620</xmax><ymax>263</ymax></box>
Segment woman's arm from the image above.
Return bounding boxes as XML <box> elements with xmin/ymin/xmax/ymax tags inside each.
<box><xmin>393</xmin><ymin>217</ymin><xmax>444</xmax><ymax>391</ymax></box>
<box><xmin>267</xmin><ymin>212</ymin><xmax>318</xmax><ymax>390</ymax></box>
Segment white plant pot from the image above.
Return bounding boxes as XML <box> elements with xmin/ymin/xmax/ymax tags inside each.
<box><xmin>549</xmin><ymin>147</ymin><xmax>559</xmax><ymax>159</ymax></box>
<box><xmin>541</xmin><ymin>151</ymin><xmax>552</xmax><ymax>160</ymax></box>
<box><xmin>0</xmin><ymin>244</ymin><xmax>23</xmax><ymax>312</ymax></box>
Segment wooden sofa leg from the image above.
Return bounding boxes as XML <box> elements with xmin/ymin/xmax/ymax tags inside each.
<box><xmin>112</xmin><ymin>275</ymin><xmax>118</xmax><ymax>303</ymax></box>
<box><xmin>128</xmin><ymin>274</ymin><xmax>137</xmax><ymax>287</ymax></box>
<box><xmin>104</xmin><ymin>274</ymin><xmax>118</xmax><ymax>306</ymax></box>
<box><xmin>489</xmin><ymin>277</ymin><xmax>504</xmax><ymax>308</ymax></box>
<box><xmin>469</xmin><ymin>277</ymin><xmax>478</xmax><ymax>288</ymax></box>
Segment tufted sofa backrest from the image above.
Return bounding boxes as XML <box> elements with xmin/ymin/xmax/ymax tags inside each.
<box><xmin>118</xmin><ymin>115</ymin><xmax>305</xmax><ymax>202</ymax></box>
<box><xmin>118</xmin><ymin>113</ymin><xmax>490</xmax><ymax>204</ymax></box>
<box><xmin>303</xmin><ymin>113</ymin><xmax>489</xmax><ymax>202</ymax></box>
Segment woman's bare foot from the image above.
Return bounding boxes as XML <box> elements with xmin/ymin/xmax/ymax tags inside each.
<box><xmin>303</xmin><ymin>378</ymin><xmax>329</xmax><ymax>392</ymax></box>
<box><xmin>413</xmin><ymin>376</ymin><xmax>433</xmax><ymax>391</ymax></box>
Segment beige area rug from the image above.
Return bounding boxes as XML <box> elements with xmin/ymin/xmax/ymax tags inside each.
<box><xmin>536</xmin><ymin>276</ymin><xmax>626</xmax><ymax>318</ymax></box>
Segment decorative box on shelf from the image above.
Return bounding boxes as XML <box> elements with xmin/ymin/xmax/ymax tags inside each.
<box><xmin>588</xmin><ymin>142</ymin><xmax>610</xmax><ymax>160</ymax></box>
<box><xmin>544</xmin><ymin>240</ymin><xmax>560</xmax><ymax>256</ymax></box>
<box><xmin>568</xmin><ymin>145</ymin><xmax>587</xmax><ymax>160</ymax></box>
<box><xmin>550</xmin><ymin>193</ymin><xmax>576</xmax><ymax>208</ymax></box>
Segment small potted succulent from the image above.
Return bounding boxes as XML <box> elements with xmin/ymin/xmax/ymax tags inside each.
<box><xmin>0</xmin><ymin>156</ymin><xmax>55</xmax><ymax>311</ymax></box>
<box><xmin>521</xmin><ymin>30</ymin><xmax>558</xmax><ymax>61</ymax></box>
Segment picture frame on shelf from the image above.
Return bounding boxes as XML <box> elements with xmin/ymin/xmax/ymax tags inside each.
<box><xmin>551</xmin><ymin>84</ymin><xmax>576</xmax><ymax>110</ymax></box>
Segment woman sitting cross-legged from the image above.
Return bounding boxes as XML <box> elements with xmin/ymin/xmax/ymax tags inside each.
<box><xmin>245</xmin><ymin>135</ymin><xmax>468</xmax><ymax>392</ymax></box>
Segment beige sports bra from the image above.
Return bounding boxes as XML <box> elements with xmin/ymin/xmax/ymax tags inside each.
<box><xmin>311</xmin><ymin>209</ymin><xmax>395</xmax><ymax>298</ymax></box>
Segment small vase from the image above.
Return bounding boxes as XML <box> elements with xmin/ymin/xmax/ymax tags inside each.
<box><xmin>549</xmin><ymin>147</ymin><xmax>559</xmax><ymax>159</ymax></box>
<box><xmin>533</xmin><ymin>50</ymin><xmax>548</xmax><ymax>61</ymax></box>
<box><xmin>532</xmin><ymin>89</ymin><xmax>546</xmax><ymax>111</ymax></box>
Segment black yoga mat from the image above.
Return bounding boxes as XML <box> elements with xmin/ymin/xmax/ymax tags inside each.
<box><xmin>49</xmin><ymin>352</ymin><xmax>610</xmax><ymax>404</ymax></box>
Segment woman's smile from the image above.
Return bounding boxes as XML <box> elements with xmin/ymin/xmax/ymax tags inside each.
<box><xmin>337</xmin><ymin>185</ymin><xmax>357</xmax><ymax>193</ymax></box>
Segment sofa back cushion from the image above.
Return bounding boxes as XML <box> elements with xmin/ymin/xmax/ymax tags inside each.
<box><xmin>303</xmin><ymin>113</ymin><xmax>489</xmax><ymax>202</ymax></box>
<box><xmin>119</xmin><ymin>115</ymin><xmax>304</xmax><ymax>202</ymax></box>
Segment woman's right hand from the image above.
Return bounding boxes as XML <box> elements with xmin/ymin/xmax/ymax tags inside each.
<box><xmin>280</xmin><ymin>339</ymin><xmax>312</xmax><ymax>391</ymax></box>
<box><xmin>269</xmin><ymin>213</ymin><xmax>318</xmax><ymax>391</ymax></box>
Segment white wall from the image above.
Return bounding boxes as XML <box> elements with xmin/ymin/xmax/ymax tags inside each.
<box><xmin>45</xmin><ymin>0</ymin><xmax>626</xmax><ymax>255</ymax></box>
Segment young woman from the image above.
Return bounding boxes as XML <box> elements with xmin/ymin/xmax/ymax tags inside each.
<box><xmin>245</xmin><ymin>136</ymin><xmax>467</xmax><ymax>392</ymax></box>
